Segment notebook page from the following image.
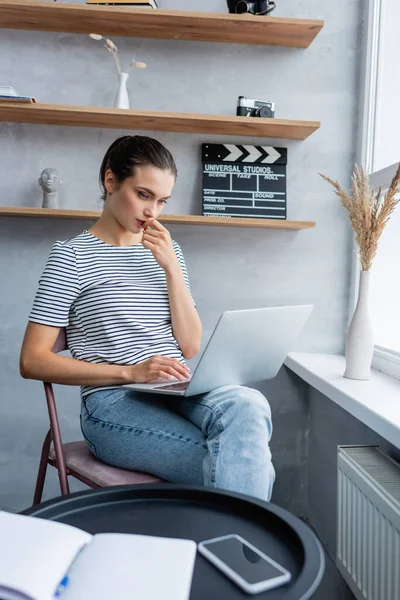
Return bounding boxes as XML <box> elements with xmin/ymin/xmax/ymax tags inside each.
<box><xmin>63</xmin><ymin>533</ymin><xmax>197</xmax><ymax>600</ymax></box>
<box><xmin>0</xmin><ymin>512</ymin><xmax>92</xmax><ymax>600</ymax></box>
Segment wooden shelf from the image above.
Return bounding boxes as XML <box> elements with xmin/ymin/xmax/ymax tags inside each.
<box><xmin>0</xmin><ymin>0</ymin><xmax>323</xmax><ymax>47</ymax></box>
<box><xmin>0</xmin><ymin>207</ymin><xmax>315</xmax><ymax>230</ymax></box>
<box><xmin>0</xmin><ymin>103</ymin><xmax>320</xmax><ymax>140</ymax></box>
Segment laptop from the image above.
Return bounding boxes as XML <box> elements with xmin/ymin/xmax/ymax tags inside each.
<box><xmin>123</xmin><ymin>305</ymin><xmax>313</xmax><ymax>397</ymax></box>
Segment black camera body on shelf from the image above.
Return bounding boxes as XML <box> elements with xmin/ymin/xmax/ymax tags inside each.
<box><xmin>237</xmin><ymin>96</ymin><xmax>275</xmax><ymax>118</ymax></box>
<box><xmin>226</xmin><ymin>0</ymin><xmax>276</xmax><ymax>15</ymax></box>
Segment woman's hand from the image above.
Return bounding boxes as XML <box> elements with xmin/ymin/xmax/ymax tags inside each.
<box><xmin>142</xmin><ymin>219</ymin><xmax>180</xmax><ymax>272</ymax></box>
<box><xmin>127</xmin><ymin>355</ymin><xmax>191</xmax><ymax>383</ymax></box>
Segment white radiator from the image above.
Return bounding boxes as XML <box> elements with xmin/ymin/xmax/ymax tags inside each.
<box><xmin>337</xmin><ymin>446</ymin><xmax>400</xmax><ymax>600</ymax></box>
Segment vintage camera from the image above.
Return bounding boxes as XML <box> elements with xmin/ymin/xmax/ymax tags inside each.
<box><xmin>237</xmin><ymin>96</ymin><xmax>275</xmax><ymax>118</ymax></box>
<box><xmin>227</xmin><ymin>0</ymin><xmax>276</xmax><ymax>15</ymax></box>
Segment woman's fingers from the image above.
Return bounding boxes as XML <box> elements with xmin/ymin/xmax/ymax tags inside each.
<box><xmin>142</xmin><ymin>227</ymin><xmax>161</xmax><ymax>239</ymax></box>
<box><xmin>159</xmin><ymin>366</ymin><xmax>189</xmax><ymax>381</ymax></box>
<box><xmin>144</xmin><ymin>219</ymin><xmax>166</xmax><ymax>233</ymax></box>
<box><xmin>157</xmin><ymin>370</ymin><xmax>185</xmax><ymax>381</ymax></box>
<box><xmin>153</xmin><ymin>358</ymin><xmax>190</xmax><ymax>380</ymax></box>
<box><xmin>142</xmin><ymin>238</ymin><xmax>157</xmax><ymax>250</ymax></box>
<box><xmin>156</xmin><ymin>356</ymin><xmax>190</xmax><ymax>372</ymax></box>
<box><xmin>157</xmin><ymin>371</ymin><xmax>177</xmax><ymax>381</ymax></box>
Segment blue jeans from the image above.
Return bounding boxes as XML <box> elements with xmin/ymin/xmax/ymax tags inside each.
<box><xmin>80</xmin><ymin>384</ymin><xmax>275</xmax><ymax>502</ymax></box>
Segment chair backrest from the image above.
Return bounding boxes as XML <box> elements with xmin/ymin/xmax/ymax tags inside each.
<box><xmin>52</xmin><ymin>328</ymin><xmax>68</xmax><ymax>353</ymax></box>
<box><xmin>44</xmin><ymin>328</ymin><xmax>70</xmax><ymax>494</ymax></box>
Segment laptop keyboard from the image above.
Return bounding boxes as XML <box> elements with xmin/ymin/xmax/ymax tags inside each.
<box><xmin>156</xmin><ymin>381</ymin><xmax>190</xmax><ymax>391</ymax></box>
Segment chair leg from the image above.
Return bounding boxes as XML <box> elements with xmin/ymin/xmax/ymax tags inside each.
<box><xmin>57</xmin><ymin>462</ymin><xmax>71</xmax><ymax>496</ymax></box>
<box><xmin>33</xmin><ymin>428</ymin><xmax>52</xmax><ymax>505</ymax></box>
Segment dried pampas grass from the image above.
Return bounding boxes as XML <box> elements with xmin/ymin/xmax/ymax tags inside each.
<box><xmin>320</xmin><ymin>163</ymin><xmax>400</xmax><ymax>271</ymax></box>
<box><xmin>89</xmin><ymin>33</ymin><xmax>147</xmax><ymax>74</ymax></box>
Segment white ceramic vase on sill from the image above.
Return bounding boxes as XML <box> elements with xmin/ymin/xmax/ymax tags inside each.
<box><xmin>343</xmin><ymin>270</ymin><xmax>374</xmax><ymax>380</ymax></box>
<box><xmin>113</xmin><ymin>72</ymin><xmax>130</xmax><ymax>109</ymax></box>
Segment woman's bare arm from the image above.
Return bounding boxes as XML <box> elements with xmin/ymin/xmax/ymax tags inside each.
<box><xmin>20</xmin><ymin>322</ymin><xmax>132</xmax><ymax>386</ymax></box>
<box><xmin>141</xmin><ymin>220</ymin><xmax>202</xmax><ymax>359</ymax></box>
<box><xmin>165</xmin><ymin>263</ymin><xmax>202</xmax><ymax>359</ymax></box>
<box><xmin>20</xmin><ymin>322</ymin><xmax>190</xmax><ymax>385</ymax></box>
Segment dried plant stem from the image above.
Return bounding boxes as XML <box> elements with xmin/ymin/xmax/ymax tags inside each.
<box><xmin>89</xmin><ymin>34</ymin><xmax>147</xmax><ymax>76</ymax></box>
<box><xmin>320</xmin><ymin>163</ymin><xmax>400</xmax><ymax>271</ymax></box>
<box><xmin>112</xmin><ymin>49</ymin><xmax>121</xmax><ymax>74</ymax></box>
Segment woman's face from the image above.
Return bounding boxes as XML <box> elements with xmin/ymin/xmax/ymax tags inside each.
<box><xmin>105</xmin><ymin>164</ymin><xmax>175</xmax><ymax>233</ymax></box>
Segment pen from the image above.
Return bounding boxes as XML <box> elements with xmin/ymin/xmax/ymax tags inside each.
<box><xmin>54</xmin><ymin>575</ymin><xmax>69</xmax><ymax>598</ymax></box>
<box><xmin>53</xmin><ymin>543</ymin><xmax>87</xmax><ymax>598</ymax></box>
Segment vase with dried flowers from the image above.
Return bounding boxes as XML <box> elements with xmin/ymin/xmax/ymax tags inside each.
<box><xmin>89</xmin><ymin>34</ymin><xmax>147</xmax><ymax>109</ymax></box>
<box><xmin>320</xmin><ymin>163</ymin><xmax>400</xmax><ymax>380</ymax></box>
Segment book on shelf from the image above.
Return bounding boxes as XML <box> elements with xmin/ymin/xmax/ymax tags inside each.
<box><xmin>0</xmin><ymin>511</ymin><xmax>197</xmax><ymax>600</ymax></box>
<box><xmin>87</xmin><ymin>0</ymin><xmax>158</xmax><ymax>7</ymax></box>
<box><xmin>0</xmin><ymin>86</ymin><xmax>36</xmax><ymax>103</ymax></box>
<box><xmin>0</xmin><ymin>96</ymin><xmax>36</xmax><ymax>103</ymax></box>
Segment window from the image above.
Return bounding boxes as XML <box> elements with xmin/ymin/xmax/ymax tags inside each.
<box><xmin>353</xmin><ymin>0</ymin><xmax>400</xmax><ymax>379</ymax></box>
<box><xmin>370</xmin><ymin>167</ymin><xmax>400</xmax><ymax>349</ymax></box>
<box><xmin>372</xmin><ymin>2</ymin><xmax>400</xmax><ymax>172</ymax></box>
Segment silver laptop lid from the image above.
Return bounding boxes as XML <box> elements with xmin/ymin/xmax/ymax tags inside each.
<box><xmin>186</xmin><ymin>305</ymin><xmax>313</xmax><ymax>396</ymax></box>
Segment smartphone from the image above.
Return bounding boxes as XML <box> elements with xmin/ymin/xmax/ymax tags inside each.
<box><xmin>198</xmin><ymin>534</ymin><xmax>291</xmax><ymax>595</ymax></box>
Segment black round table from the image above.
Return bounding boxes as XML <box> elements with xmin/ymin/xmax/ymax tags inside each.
<box><xmin>23</xmin><ymin>484</ymin><xmax>324</xmax><ymax>599</ymax></box>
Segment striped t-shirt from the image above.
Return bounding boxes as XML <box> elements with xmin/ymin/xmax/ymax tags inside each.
<box><xmin>29</xmin><ymin>230</ymin><xmax>195</xmax><ymax>398</ymax></box>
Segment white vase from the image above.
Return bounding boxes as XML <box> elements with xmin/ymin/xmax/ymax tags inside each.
<box><xmin>113</xmin><ymin>72</ymin><xmax>130</xmax><ymax>109</ymax></box>
<box><xmin>343</xmin><ymin>270</ymin><xmax>374</xmax><ymax>380</ymax></box>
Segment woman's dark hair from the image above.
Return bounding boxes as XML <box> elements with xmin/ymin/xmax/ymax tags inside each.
<box><xmin>99</xmin><ymin>135</ymin><xmax>177</xmax><ymax>202</ymax></box>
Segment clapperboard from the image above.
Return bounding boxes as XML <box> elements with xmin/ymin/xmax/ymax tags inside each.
<box><xmin>202</xmin><ymin>143</ymin><xmax>287</xmax><ymax>219</ymax></box>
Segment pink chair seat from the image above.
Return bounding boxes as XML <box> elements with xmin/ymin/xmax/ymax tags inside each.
<box><xmin>49</xmin><ymin>441</ymin><xmax>162</xmax><ymax>487</ymax></box>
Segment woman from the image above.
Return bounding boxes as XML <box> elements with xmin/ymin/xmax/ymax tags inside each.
<box><xmin>20</xmin><ymin>135</ymin><xmax>275</xmax><ymax>501</ymax></box>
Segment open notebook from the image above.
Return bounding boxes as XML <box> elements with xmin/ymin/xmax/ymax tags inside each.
<box><xmin>0</xmin><ymin>511</ymin><xmax>197</xmax><ymax>600</ymax></box>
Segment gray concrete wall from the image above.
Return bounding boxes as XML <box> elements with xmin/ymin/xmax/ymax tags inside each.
<box><xmin>254</xmin><ymin>367</ymin><xmax>310</xmax><ymax>517</ymax></box>
<box><xmin>307</xmin><ymin>386</ymin><xmax>400</xmax><ymax>560</ymax></box>
<box><xmin>0</xmin><ymin>0</ymin><xmax>362</xmax><ymax>511</ymax></box>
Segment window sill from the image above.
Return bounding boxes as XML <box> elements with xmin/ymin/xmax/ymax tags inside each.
<box><xmin>284</xmin><ymin>353</ymin><xmax>400</xmax><ymax>449</ymax></box>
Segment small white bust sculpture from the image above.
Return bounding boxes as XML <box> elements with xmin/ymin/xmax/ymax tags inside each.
<box><xmin>39</xmin><ymin>168</ymin><xmax>61</xmax><ymax>209</ymax></box>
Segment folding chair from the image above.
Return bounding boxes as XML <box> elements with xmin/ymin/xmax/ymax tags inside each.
<box><xmin>33</xmin><ymin>328</ymin><xmax>162</xmax><ymax>505</ymax></box>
